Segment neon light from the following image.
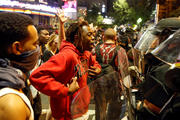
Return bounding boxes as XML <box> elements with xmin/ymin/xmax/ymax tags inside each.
<box><xmin>39</xmin><ymin>11</ymin><xmax>56</xmax><ymax>17</ymax></box>
<box><xmin>0</xmin><ymin>0</ymin><xmax>58</xmax><ymax>13</ymax></box>
<box><xmin>0</xmin><ymin>7</ymin><xmax>56</xmax><ymax>17</ymax></box>
<box><xmin>14</xmin><ymin>9</ymin><xmax>24</xmax><ymax>13</ymax></box>
<box><xmin>0</xmin><ymin>8</ymin><xmax>13</xmax><ymax>12</ymax></box>
<box><xmin>24</xmin><ymin>10</ymin><xmax>32</xmax><ymax>14</ymax></box>
<box><xmin>31</xmin><ymin>10</ymin><xmax>40</xmax><ymax>15</ymax></box>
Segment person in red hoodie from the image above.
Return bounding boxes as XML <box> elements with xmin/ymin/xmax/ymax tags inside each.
<box><xmin>30</xmin><ymin>20</ymin><xmax>101</xmax><ymax>120</ymax></box>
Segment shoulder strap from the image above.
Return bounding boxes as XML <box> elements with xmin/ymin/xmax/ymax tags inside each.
<box><xmin>109</xmin><ymin>45</ymin><xmax>120</xmax><ymax>66</ymax></box>
<box><xmin>95</xmin><ymin>44</ymin><xmax>103</xmax><ymax>63</ymax></box>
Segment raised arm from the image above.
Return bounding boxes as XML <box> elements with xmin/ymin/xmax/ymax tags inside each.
<box><xmin>56</xmin><ymin>9</ymin><xmax>67</xmax><ymax>44</ymax></box>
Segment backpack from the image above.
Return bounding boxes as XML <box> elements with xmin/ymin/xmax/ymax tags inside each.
<box><xmin>95</xmin><ymin>44</ymin><xmax>120</xmax><ymax>78</ymax></box>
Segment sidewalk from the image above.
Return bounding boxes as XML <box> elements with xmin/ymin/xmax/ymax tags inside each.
<box><xmin>39</xmin><ymin>93</ymin><xmax>96</xmax><ymax>120</ymax></box>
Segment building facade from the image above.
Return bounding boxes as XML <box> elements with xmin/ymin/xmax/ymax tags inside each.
<box><xmin>0</xmin><ymin>0</ymin><xmax>59</xmax><ymax>30</ymax></box>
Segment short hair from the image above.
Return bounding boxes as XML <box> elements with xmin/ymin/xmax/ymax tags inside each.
<box><xmin>66</xmin><ymin>20</ymin><xmax>89</xmax><ymax>43</ymax></box>
<box><xmin>36</xmin><ymin>25</ymin><xmax>48</xmax><ymax>34</ymax></box>
<box><xmin>0</xmin><ymin>12</ymin><xmax>33</xmax><ymax>57</ymax></box>
<box><xmin>104</xmin><ymin>28</ymin><xmax>116</xmax><ymax>40</ymax></box>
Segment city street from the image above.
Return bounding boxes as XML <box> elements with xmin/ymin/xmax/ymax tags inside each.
<box><xmin>40</xmin><ymin>93</ymin><xmax>96</xmax><ymax>120</ymax></box>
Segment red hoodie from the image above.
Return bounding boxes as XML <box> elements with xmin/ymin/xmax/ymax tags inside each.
<box><xmin>30</xmin><ymin>40</ymin><xmax>101</xmax><ymax>120</ymax></box>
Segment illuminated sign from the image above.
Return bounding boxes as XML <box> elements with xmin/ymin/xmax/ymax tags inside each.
<box><xmin>62</xmin><ymin>0</ymin><xmax>77</xmax><ymax>12</ymax></box>
<box><xmin>0</xmin><ymin>0</ymin><xmax>58</xmax><ymax>13</ymax></box>
<box><xmin>61</xmin><ymin>0</ymin><xmax>77</xmax><ymax>19</ymax></box>
<box><xmin>0</xmin><ymin>0</ymin><xmax>77</xmax><ymax>19</ymax></box>
<box><xmin>0</xmin><ymin>7</ymin><xmax>56</xmax><ymax>17</ymax></box>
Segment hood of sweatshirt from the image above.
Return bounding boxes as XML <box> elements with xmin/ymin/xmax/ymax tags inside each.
<box><xmin>59</xmin><ymin>40</ymin><xmax>83</xmax><ymax>56</ymax></box>
<box><xmin>0</xmin><ymin>58</ymin><xmax>25</xmax><ymax>89</ymax></box>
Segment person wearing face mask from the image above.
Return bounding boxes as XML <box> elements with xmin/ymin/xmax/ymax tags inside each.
<box><xmin>30</xmin><ymin>20</ymin><xmax>101</xmax><ymax>120</ymax></box>
<box><xmin>0</xmin><ymin>12</ymin><xmax>40</xmax><ymax>120</ymax></box>
<box><xmin>29</xmin><ymin>24</ymin><xmax>50</xmax><ymax>120</ymax></box>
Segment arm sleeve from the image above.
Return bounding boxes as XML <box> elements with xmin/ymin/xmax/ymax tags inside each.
<box><xmin>29</xmin><ymin>53</ymin><xmax>70</xmax><ymax>97</ymax></box>
<box><xmin>116</xmin><ymin>47</ymin><xmax>129</xmax><ymax>77</ymax></box>
<box><xmin>89</xmin><ymin>53</ymin><xmax>101</xmax><ymax>69</ymax></box>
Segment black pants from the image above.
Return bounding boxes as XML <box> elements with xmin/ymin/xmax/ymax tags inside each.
<box><xmin>32</xmin><ymin>93</ymin><xmax>42</xmax><ymax>120</ymax></box>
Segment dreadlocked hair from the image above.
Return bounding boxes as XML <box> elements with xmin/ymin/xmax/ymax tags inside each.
<box><xmin>65</xmin><ymin>20</ymin><xmax>89</xmax><ymax>44</ymax></box>
<box><xmin>65</xmin><ymin>23</ymin><xmax>79</xmax><ymax>43</ymax></box>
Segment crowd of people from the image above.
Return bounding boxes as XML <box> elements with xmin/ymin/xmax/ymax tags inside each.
<box><xmin>0</xmin><ymin>9</ymin><xmax>179</xmax><ymax>120</ymax></box>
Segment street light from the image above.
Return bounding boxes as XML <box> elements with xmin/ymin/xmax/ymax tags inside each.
<box><xmin>102</xmin><ymin>4</ymin><xmax>105</xmax><ymax>13</ymax></box>
<box><xmin>137</xmin><ymin>18</ymin><xmax>142</xmax><ymax>24</ymax></box>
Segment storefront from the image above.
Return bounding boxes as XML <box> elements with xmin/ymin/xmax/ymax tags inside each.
<box><xmin>0</xmin><ymin>0</ymin><xmax>58</xmax><ymax>29</ymax></box>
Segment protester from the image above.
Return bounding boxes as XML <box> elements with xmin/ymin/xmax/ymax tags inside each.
<box><xmin>37</xmin><ymin>26</ymin><xmax>50</xmax><ymax>63</ymax></box>
<box><xmin>92</xmin><ymin>28</ymin><xmax>129</xmax><ymax>120</ymax></box>
<box><xmin>45</xmin><ymin>10</ymin><xmax>67</xmax><ymax>120</ymax></box>
<box><xmin>30</xmin><ymin>20</ymin><xmax>101</xmax><ymax>120</ymax></box>
<box><xmin>43</xmin><ymin>34</ymin><xmax>59</xmax><ymax>62</ymax></box>
<box><xmin>29</xmin><ymin>26</ymin><xmax>50</xmax><ymax>120</ymax></box>
<box><xmin>0</xmin><ymin>12</ymin><xmax>40</xmax><ymax>120</ymax></box>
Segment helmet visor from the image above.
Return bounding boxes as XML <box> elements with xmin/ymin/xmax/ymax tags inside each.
<box><xmin>151</xmin><ymin>29</ymin><xmax>180</xmax><ymax>64</ymax></box>
<box><xmin>134</xmin><ymin>27</ymin><xmax>159</xmax><ymax>53</ymax></box>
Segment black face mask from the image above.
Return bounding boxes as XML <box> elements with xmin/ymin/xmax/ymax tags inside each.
<box><xmin>10</xmin><ymin>46</ymin><xmax>40</xmax><ymax>73</ymax></box>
